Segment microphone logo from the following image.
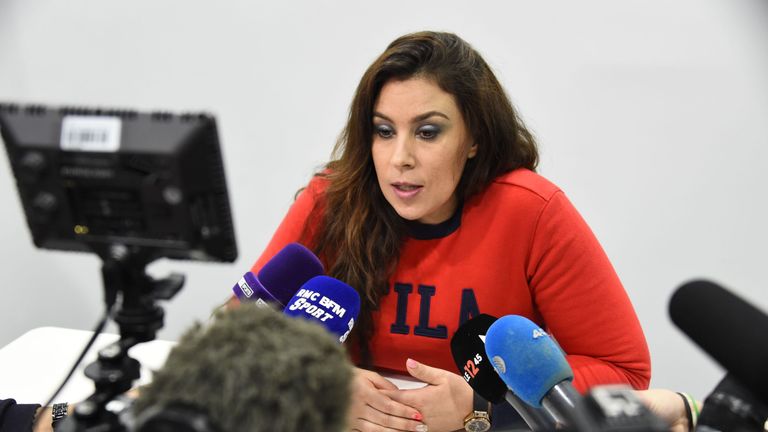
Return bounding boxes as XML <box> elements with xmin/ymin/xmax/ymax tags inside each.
<box><xmin>462</xmin><ymin>353</ymin><xmax>484</xmax><ymax>382</ymax></box>
<box><xmin>339</xmin><ymin>318</ymin><xmax>354</xmax><ymax>343</ymax></box>
<box><xmin>491</xmin><ymin>356</ymin><xmax>507</xmax><ymax>374</ymax></box>
<box><xmin>238</xmin><ymin>277</ymin><xmax>254</xmax><ymax>298</ymax></box>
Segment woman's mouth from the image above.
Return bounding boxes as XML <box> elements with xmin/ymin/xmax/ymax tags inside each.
<box><xmin>392</xmin><ymin>182</ymin><xmax>423</xmax><ymax>198</ymax></box>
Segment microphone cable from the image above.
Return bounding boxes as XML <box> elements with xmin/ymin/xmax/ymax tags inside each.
<box><xmin>31</xmin><ymin>307</ymin><xmax>112</xmax><ymax>431</ymax></box>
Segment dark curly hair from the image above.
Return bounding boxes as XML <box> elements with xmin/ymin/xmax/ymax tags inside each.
<box><xmin>133</xmin><ymin>304</ymin><xmax>353</xmax><ymax>432</ymax></box>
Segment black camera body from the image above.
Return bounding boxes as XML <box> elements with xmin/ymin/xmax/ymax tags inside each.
<box><xmin>578</xmin><ymin>385</ymin><xmax>670</xmax><ymax>432</ymax></box>
<box><xmin>0</xmin><ymin>103</ymin><xmax>237</xmax><ymax>263</ymax></box>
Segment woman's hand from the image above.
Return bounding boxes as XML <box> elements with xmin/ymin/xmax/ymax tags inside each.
<box><xmin>348</xmin><ymin>367</ymin><xmax>427</xmax><ymax>432</ymax></box>
<box><xmin>635</xmin><ymin>389</ymin><xmax>690</xmax><ymax>432</ymax></box>
<box><xmin>385</xmin><ymin>358</ymin><xmax>474</xmax><ymax>432</ymax></box>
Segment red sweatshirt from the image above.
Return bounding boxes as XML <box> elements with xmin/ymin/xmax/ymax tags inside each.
<box><xmin>251</xmin><ymin>169</ymin><xmax>651</xmax><ymax>391</ymax></box>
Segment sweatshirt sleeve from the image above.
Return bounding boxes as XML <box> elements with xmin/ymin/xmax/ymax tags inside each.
<box><xmin>526</xmin><ymin>190</ymin><xmax>651</xmax><ymax>391</ymax></box>
<box><xmin>0</xmin><ymin>398</ymin><xmax>40</xmax><ymax>432</ymax></box>
<box><xmin>249</xmin><ymin>177</ymin><xmax>326</xmax><ymax>274</ymax></box>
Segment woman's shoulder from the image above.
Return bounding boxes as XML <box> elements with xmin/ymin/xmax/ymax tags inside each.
<box><xmin>304</xmin><ymin>173</ymin><xmax>332</xmax><ymax>194</ymax></box>
<box><xmin>488</xmin><ymin>168</ymin><xmax>562</xmax><ymax>202</ymax></box>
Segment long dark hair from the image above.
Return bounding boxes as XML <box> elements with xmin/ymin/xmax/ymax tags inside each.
<box><xmin>303</xmin><ymin>31</ymin><xmax>539</xmax><ymax>364</ymax></box>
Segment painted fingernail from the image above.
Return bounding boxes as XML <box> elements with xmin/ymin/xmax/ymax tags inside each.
<box><xmin>412</xmin><ymin>412</ymin><xmax>423</xmax><ymax>421</ymax></box>
<box><xmin>406</xmin><ymin>358</ymin><xmax>418</xmax><ymax>369</ymax></box>
<box><xmin>415</xmin><ymin>424</ymin><xmax>429</xmax><ymax>432</ymax></box>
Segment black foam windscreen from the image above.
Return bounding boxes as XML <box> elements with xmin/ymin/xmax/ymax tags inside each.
<box><xmin>133</xmin><ymin>402</ymin><xmax>221</xmax><ymax>432</ymax></box>
<box><xmin>450</xmin><ymin>314</ymin><xmax>507</xmax><ymax>404</ymax></box>
<box><xmin>697</xmin><ymin>373</ymin><xmax>768</xmax><ymax>432</ymax></box>
<box><xmin>669</xmin><ymin>279</ymin><xmax>768</xmax><ymax>404</ymax></box>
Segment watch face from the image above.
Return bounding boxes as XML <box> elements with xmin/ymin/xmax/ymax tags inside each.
<box><xmin>465</xmin><ymin>418</ymin><xmax>491</xmax><ymax>432</ymax></box>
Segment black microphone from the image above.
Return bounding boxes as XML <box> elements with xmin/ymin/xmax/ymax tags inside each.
<box><xmin>580</xmin><ymin>385</ymin><xmax>670</xmax><ymax>431</ymax></box>
<box><xmin>696</xmin><ymin>373</ymin><xmax>768</xmax><ymax>432</ymax></box>
<box><xmin>669</xmin><ymin>279</ymin><xmax>768</xmax><ymax>404</ymax></box>
<box><xmin>450</xmin><ymin>314</ymin><xmax>558</xmax><ymax>431</ymax></box>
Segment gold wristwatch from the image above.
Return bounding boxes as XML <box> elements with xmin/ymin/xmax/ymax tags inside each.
<box><xmin>463</xmin><ymin>405</ymin><xmax>491</xmax><ymax>432</ymax></box>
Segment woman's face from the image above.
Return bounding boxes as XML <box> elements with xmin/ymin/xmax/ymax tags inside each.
<box><xmin>372</xmin><ymin>77</ymin><xmax>476</xmax><ymax>224</ymax></box>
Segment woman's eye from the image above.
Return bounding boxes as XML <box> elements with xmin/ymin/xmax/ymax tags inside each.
<box><xmin>375</xmin><ymin>125</ymin><xmax>394</xmax><ymax>138</ymax></box>
<box><xmin>417</xmin><ymin>125</ymin><xmax>441</xmax><ymax>140</ymax></box>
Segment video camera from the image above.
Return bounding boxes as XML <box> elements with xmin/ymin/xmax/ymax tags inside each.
<box><xmin>0</xmin><ymin>102</ymin><xmax>238</xmax><ymax>431</ymax></box>
<box><xmin>0</xmin><ymin>102</ymin><xmax>237</xmax><ymax>263</ymax></box>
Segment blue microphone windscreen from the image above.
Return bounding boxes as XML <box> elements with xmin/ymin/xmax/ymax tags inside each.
<box><xmin>257</xmin><ymin>243</ymin><xmax>324</xmax><ymax>306</ymax></box>
<box><xmin>283</xmin><ymin>275</ymin><xmax>360</xmax><ymax>343</ymax></box>
<box><xmin>485</xmin><ymin>315</ymin><xmax>573</xmax><ymax>407</ymax></box>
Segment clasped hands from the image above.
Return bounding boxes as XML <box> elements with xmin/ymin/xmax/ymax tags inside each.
<box><xmin>347</xmin><ymin>358</ymin><xmax>473</xmax><ymax>432</ymax></box>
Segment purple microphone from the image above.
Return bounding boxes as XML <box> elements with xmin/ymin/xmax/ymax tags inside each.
<box><xmin>232</xmin><ymin>243</ymin><xmax>324</xmax><ymax>307</ymax></box>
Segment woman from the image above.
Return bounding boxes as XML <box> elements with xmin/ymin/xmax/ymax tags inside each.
<box><xmin>242</xmin><ymin>31</ymin><xmax>651</xmax><ymax>431</ymax></box>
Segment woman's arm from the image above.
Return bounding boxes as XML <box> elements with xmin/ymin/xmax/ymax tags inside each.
<box><xmin>385</xmin><ymin>359</ymin><xmax>472</xmax><ymax>432</ymax></box>
<box><xmin>0</xmin><ymin>399</ymin><xmax>74</xmax><ymax>432</ymax></box>
<box><xmin>348</xmin><ymin>367</ymin><xmax>427</xmax><ymax>432</ymax></box>
<box><xmin>636</xmin><ymin>389</ymin><xmax>699</xmax><ymax>432</ymax></box>
<box><xmin>249</xmin><ymin>177</ymin><xmax>326</xmax><ymax>274</ymax></box>
<box><xmin>0</xmin><ymin>398</ymin><xmax>40</xmax><ymax>432</ymax></box>
<box><xmin>527</xmin><ymin>190</ymin><xmax>651</xmax><ymax>391</ymax></box>
<box><xmin>223</xmin><ymin>177</ymin><xmax>326</xmax><ymax>311</ymax></box>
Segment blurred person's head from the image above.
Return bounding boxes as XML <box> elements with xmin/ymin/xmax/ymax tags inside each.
<box><xmin>133</xmin><ymin>303</ymin><xmax>353</xmax><ymax>432</ymax></box>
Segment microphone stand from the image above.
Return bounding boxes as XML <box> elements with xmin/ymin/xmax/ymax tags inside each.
<box><xmin>504</xmin><ymin>391</ymin><xmax>558</xmax><ymax>431</ymax></box>
<box><xmin>58</xmin><ymin>244</ymin><xmax>184</xmax><ymax>432</ymax></box>
<box><xmin>541</xmin><ymin>382</ymin><xmax>598</xmax><ymax>431</ymax></box>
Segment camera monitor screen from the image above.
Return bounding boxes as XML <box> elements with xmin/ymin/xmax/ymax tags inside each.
<box><xmin>0</xmin><ymin>103</ymin><xmax>238</xmax><ymax>263</ymax></box>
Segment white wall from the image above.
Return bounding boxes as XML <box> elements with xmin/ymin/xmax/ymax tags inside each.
<box><xmin>1</xmin><ymin>0</ymin><xmax>766</xmax><ymax>400</ymax></box>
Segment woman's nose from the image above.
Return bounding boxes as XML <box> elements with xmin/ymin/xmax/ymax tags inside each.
<box><xmin>391</xmin><ymin>136</ymin><xmax>416</xmax><ymax>169</ymax></box>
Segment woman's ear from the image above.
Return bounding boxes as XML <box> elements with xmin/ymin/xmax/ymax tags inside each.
<box><xmin>468</xmin><ymin>142</ymin><xmax>478</xmax><ymax>159</ymax></box>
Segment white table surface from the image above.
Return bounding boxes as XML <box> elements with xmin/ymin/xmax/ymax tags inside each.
<box><xmin>0</xmin><ymin>327</ymin><xmax>175</xmax><ymax>404</ymax></box>
<box><xmin>0</xmin><ymin>326</ymin><xmax>425</xmax><ymax>406</ymax></box>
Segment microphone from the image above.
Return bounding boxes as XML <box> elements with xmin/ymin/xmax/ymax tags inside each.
<box><xmin>484</xmin><ymin>315</ymin><xmax>597</xmax><ymax>431</ymax></box>
<box><xmin>669</xmin><ymin>279</ymin><xmax>768</xmax><ymax>404</ymax></box>
<box><xmin>283</xmin><ymin>275</ymin><xmax>360</xmax><ymax>343</ymax></box>
<box><xmin>580</xmin><ymin>385</ymin><xmax>669</xmax><ymax>431</ymax></box>
<box><xmin>696</xmin><ymin>373</ymin><xmax>768</xmax><ymax>432</ymax></box>
<box><xmin>449</xmin><ymin>314</ymin><xmax>557</xmax><ymax>431</ymax></box>
<box><xmin>232</xmin><ymin>242</ymin><xmax>324</xmax><ymax>307</ymax></box>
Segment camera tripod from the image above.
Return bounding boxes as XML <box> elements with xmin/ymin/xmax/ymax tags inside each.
<box><xmin>58</xmin><ymin>244</ymin><xmax>184</xmax><ymax>432</ymax></box>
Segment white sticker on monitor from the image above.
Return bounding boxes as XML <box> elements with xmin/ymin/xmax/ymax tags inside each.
<box><xmin>60</xmin><ymin>116</ymin><xmax>122</xmax><ymax>152</ymax></box>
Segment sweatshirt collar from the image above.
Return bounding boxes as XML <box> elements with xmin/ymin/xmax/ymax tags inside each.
<box><xmin>405</xmin><ymin>201</ymin><xmax>463</xmax><ymax>240</ymax></box>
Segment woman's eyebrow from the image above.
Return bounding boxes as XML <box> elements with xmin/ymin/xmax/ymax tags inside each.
<box><xmin>413</xmin><ymin>111</ymin><xmax>449</xmax><ymax>122</ymax></box>
<box><xmin>373</xmin><ymin>110</ymin><xmax>450</xmax><ymax>123</ymax></box>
